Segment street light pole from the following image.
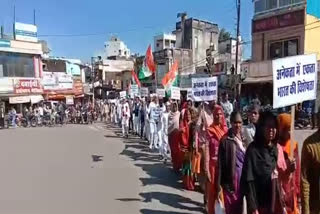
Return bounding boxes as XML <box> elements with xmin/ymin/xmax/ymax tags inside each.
<box><xmin>91</xmin><ymin>57</ymin><xmax>95</xmax><ymax>107</ymax></box>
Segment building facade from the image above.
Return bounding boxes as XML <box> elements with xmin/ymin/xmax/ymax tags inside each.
<box><xmin>104</xmin><ymin>36</ymin><xmax>131</xmax><ymax>59</ymax></box>
<box><xmin>241</xmin><ymin>0</ymin><xmax>320</xmax><ymax>107</ymax></box>
<box><xmin>154</xmin><ymin>34</ymin><xmax>176</xmax><ymax>52</ymax></box>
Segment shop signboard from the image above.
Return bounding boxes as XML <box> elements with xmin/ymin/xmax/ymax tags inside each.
<box><xmin>191</xmin><ymin>77</ymin><xmax>218</xmax><ymax>102</ymax></box>
<box><xmin>14</xmin><ymin>22</ymin><xmax>38</xmax><ymax>42</ymax></box>
<box><xmin>156</xmin><ymin>89</ymin><xmax>166</xmax><ymax>98</ymax></box>
<box><xmin>73</xmin><ymin>79</ymin><xmax>83</xmax><ymax>95</ymax></box>
<box><xmin>140</xmin><ymin>87</ymin><xmax>149</xmax><ymax>97</ymax></box>
<box><xmin>273</xmin><ymin>54</ymin><xmax>317</xmax><ymax>109</ymax></box>
<box><xmin>14</xmin><ymin>79</ymin><xmax>43</xmax><ymax>94</ymax></box>
<box><xmin>42</xmin><ymin>72</ymin><xmax>73</xmax><ymax>91</ymax></box>
<box><xmin>171</xmin><ymin>86</ymin><xmax>181</xmax><ymax>100</ymax></box>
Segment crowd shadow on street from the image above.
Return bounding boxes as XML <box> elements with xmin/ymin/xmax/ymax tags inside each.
<box><xmin>105</xmin><ymin>123</ymin><xmax>204</xmax><ymax>214</ymax></box>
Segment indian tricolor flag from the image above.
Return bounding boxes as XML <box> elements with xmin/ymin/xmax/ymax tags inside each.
<box><xmin>162</xmin><ymin>60</ymin><xmax>179</xmax><ymax>91</ymax></box>
<box><xmin>139</xmin><ymin>45</ymin><xmax>156</xmax><ymax>80</ymax></box>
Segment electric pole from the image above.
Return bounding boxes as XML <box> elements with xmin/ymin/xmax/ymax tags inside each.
<box><xmin>235</xmin><ymin>0</ymin><xmax>240</xmax><ymax>75</ymax></box>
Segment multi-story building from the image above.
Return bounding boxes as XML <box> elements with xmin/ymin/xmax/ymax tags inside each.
<box><xmin>154</xmin><ymin>34</ymin><xmax>176</xmax><ymax>52</ymax></box>
<box><xmin>241</xmin><ymin>0</ymin><xmax>320</xmax><ymax>107</ymax></box>
<box><xmin>0</xmin><ymin>22</ymin><xmax>43</xmax><ymax>112</ymax></box>
<box><xmin>104</xmin><ymin>36</ymin><xmax>131</xmax><ymax>59</ymax></box>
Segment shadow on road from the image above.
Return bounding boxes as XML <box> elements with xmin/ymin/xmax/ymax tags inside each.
<box><xmin>104</xmin><ymin>123</ymin><xmax>203</xmax><ymax>214</ymax></box>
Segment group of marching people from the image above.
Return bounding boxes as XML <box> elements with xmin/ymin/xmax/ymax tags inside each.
<box><xmin>109</xmin><ymin>93</ymin><xmax>320</xmax><ymax>214</ymax></box>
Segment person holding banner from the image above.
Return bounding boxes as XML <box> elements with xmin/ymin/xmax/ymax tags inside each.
<box><xmin>205</xmin><ymin>105</ymin><xmax>228</xmax><ymax>214</ymax></box>
<box><xmin>196</xmin><ymin>101</ymin><xmax>214</xmax><ymax>205</ymax></box>
<box><xmin>277</xmin><ymin>113</ymin><xmax>300</xmax><ymax>214</ymax></box>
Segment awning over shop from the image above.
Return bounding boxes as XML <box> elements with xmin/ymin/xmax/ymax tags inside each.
<box><xmin>9</xmin><ymin>95</ymin><xmax>44</xmax><ymax>104</ymax></box>
<box><xmin>242</xmin><ymin>76</ymin><xmax>272</xmax><ymax>84</ymax></box>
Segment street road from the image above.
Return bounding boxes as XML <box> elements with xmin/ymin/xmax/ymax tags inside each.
<box><xmin>0</xmin><ymin>123</ymin><xmax>203</xmax><ymax>214</ymax></box>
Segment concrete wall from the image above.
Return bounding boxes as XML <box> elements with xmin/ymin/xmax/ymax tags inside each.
<box><xmin>305</xmin><ymin>6</ymin><xmax>320</xmax><ymax>59</ymax></box>
<box><xmin>104</xmin><ymin>37</ymin><xmax>130</xmax><ymax>59</ymax></box>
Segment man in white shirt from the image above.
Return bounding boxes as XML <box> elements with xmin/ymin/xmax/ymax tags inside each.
<box><xmin>243</xmin><ymin>105</ymin><xmax>260</xmax><ymax>146</ymax></box>
<box><xmin>220</xmin><ymin>92</ymin><xmax>233</xmax><ymax>128</ymax></box>
<box><xmin>122</xmin><ymin>100</ymin><xmax>130</xmax><ymax>138</ymax></box>
<box><xmin>148</xmin><ymin>96</ymin><xmax>160</xmax><ymax>149</ymax></box>
<box><xmin>160</xmin><ymin>102</ymin><xmax>170</xmax><ymax>163</ymax></box>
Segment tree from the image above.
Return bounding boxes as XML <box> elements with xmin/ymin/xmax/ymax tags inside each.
<box><xmin>219</xmin><ymin>28</ymin><xmax>231</xmax><ymax>42</ymax></box>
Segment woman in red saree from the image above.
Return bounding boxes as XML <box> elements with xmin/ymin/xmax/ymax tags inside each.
<box><xmin>205</xmin><ymin>105</ymin><xmax>228</xmax><ymax>214</ymax></box>
<box><xmin>168</xmin><ymin>102</ymin><xmax>182</xmax><ymax>172</ymax></box>
<box><xmin>180</xmin><ymin>105</ymin><xmax>196</xmax><ymax>190</ymax></box>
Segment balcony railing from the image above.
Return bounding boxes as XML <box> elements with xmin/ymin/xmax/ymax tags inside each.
<box><xmin>254</xmin><ymin>0</ymin><xmax>305</xmax><ymax>16</ymax></box>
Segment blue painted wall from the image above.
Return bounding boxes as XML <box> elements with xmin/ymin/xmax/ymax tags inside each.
<box><xmin>307</xmin><ymin>0</ymin><xmax>320</xmax><ymax>19</ymax></box>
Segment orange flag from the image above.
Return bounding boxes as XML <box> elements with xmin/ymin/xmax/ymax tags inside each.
<box><xmin>162</xmin><ymin>61</ymin><xmax>178</xmax><ymax>88</ymax></box>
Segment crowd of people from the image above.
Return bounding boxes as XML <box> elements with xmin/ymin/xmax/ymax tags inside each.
<box><xmin>107</xmin><ymin>92</ymin><xmax>320</xmax><ymax>214</ymax></box>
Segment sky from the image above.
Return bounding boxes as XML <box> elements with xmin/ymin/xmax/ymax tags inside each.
<box><xmin>0</xmin><ymin>0</ymin><xmax>253</xmax><ymax>63</ymax></box>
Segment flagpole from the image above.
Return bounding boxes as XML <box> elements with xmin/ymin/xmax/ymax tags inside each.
<box><xmin>155</xmin><ymin>63</ymin><xmax>158</xmax><ymax>92</ymax></box>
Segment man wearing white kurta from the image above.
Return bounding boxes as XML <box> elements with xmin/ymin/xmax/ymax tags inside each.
<box><xmin>160</xmin><ymin>102</ymin><xmax>170</xmax><ymax>162</ymax></box>
<box><xmin>122</xmin><ymin>100</ymin><xmax>130</xmax><ymax>138</ymax></box>
<box><xmin>148</xmin><ymin>97</ymin><xmax>160</xmax><ymax>149</ymax></box>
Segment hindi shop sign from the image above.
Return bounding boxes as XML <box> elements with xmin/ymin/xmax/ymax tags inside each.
<box><xmin>171</xmin><ymin>86</ymin><xmax>181</xmax><ymax>100</ymax></box>
<box><xmin>273</xmin><ymin>54</ymin><xmax>317</xmax><ymax>109</ymax></box>
<box><xmin>192</xmin><ymin>77</ymin><xmax>218</xmax><ymax>102</ymax></box>
<box><xmin>14</xmin><ymin>79</ymin><xmax>43</xmax><ymax>94</ymax></box>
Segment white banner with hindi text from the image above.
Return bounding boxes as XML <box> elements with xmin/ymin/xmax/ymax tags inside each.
<box><xmin>273</xmin><ymin>54</ymin><xmax>317</xmax><ymax>109</ymax></box>
<box><xmin>192</xmin><ymin>77</ymin><xmax>218</xmax><ymax>102</ymax></box>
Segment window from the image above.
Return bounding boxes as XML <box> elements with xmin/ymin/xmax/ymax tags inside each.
<box><xmin>194</xmin><ymin>36</ymin><xmax>198</xmax><ymax>49</ymax></box>
<box><xmin>0</xmin><ymin>52</ymin><xmax>35</xmax><ymax>77</ymax></box>
<box><xmin>269</xmin><ymin>38</ymin><xmax>298</xmax><ymax>59</ymax></box>
<box><xmin>119</xmin><ymin>50</ymin><xmax>122</xmax><ymax>55</ymax></box>
<box><xmin>226</xmin><ymin>44</ymin><xmax>231</xmax><ymax>53</ymax></box>
<box><xmin>266</xmin><ymin>0</ymin><xmax>277</xmax><ymax>10</ymax></box>
<box><xmin>165</xmin><ymin>40</ymin><xmax>170</xmax><ymax>47</ymax></box>
<box><xmin>156</xmin><ymin>43</ymin><xmax>160</xmax><ymax>48</ymax></box>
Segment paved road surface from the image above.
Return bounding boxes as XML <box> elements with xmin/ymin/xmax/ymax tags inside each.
<box><xmin>0</xmin><ymin>123</ymin><xmax>203</xmax><ymax>214</ymax></box>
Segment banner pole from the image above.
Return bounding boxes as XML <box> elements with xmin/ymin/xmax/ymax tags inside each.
<box><xmin>290</xmin><ymin>105</ymin><xmax>295</xmax><ymax>159</ymax></box>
